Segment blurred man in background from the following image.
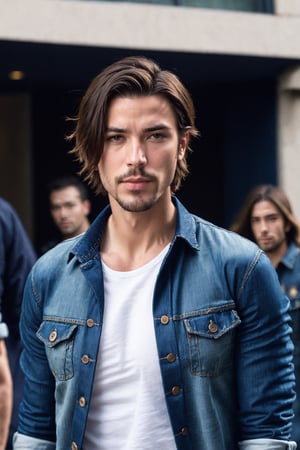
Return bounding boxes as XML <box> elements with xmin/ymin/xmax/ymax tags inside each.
<box><xmin>40</xmin><ymin>175</ymin><xmax>91</xmax><ymax>254</ymax></box>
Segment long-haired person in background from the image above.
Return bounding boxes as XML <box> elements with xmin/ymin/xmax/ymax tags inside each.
<box><xmin>231</xmin><ymin>184</ymin><xmax>300</xmax><ymax>446</ymax></box>
<box><xmin>14</xmin><ymin>58</ymin><xmax>296</xmax><ymax>449</ymax></box>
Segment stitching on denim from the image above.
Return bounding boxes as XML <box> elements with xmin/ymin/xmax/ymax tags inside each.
<box><xmin>238</xmin><ymin>249</ymin><xmax>262</xmax><ymax>299</ymax></box>
<box><xmin>172</xmin><ymin>303</ymin><xmax>236</xmax><ymax>321</ymax></box>
<box><xmin>31</xmin><ymin>266</ymin><xmax>42</xmax><ymax>309</ymax></box>
<box><xmin>43</xmin><ymin>316</ymin><xmax>98</xmax><ymax>326</ymax></box>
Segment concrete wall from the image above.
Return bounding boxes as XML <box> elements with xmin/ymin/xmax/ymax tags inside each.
<box><xmin>278</xmin><ymin>66</ymin><xmax>300</xmax><ymax>220</ymax></box>
<box><xmin>0</xmin><ymin>0</ymin><xmax>300</xmax><ymax>58</ymax></box>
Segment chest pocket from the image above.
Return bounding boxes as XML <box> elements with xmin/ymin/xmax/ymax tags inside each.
<box><xmin>184</xmin><ymin>309</ymin><xmax>241</xmax><ymax>377</ymax></box>
<box><xmin>37</xmin><ymin>321</ymin><xmax>78</xmax><ymax>381</ymax></box>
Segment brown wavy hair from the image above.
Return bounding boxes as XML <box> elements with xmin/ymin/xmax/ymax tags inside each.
<box><xmin>230</xmin><ymin>184</ymin><xmax>300</xmax><ymax>246</ymax></box>
<box><xmin>67</xmin><ymin>56</ymin><xmax>199</xmax><ymax>196</ymax></box>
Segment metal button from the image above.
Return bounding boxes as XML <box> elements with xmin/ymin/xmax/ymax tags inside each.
<box><xmin>166</xmin><ymin>353</ymin><xmax>176</xmax><ymax>363</ymax></box>
<box><xmin>290</xmin><ymin>286</ymin><xmax>298</xmax><ymax>299</ymax></box>
<box><xmin>160</xmin><ymin>315</ymin><xmax>169</xmax><ymax>325</ymax></box>
<box><xmin>208</xmin><ymin>320</ymin><xmax>218</xmax><ymax>333</ymax></box>
<box><xmin>171</xmin><ymin>386</ymin><xmax>181</xmax><ymax>396</ymax></box>
<box><xmin>86</xmin><ymin>318</ymin><xmax>95</xmax><ymax>327</ymax></box>
<box><xmin>71</xmin><ymin>442</ymin><xmax>78</xmax><ymax>450</ymax></box>
<box><xmin>49</xmin><ymin>331</ymin><xmax>57</xmax><ymax>342</ymax></box>
<box><xmin>81</xmin><ymin>354</ymin><xmax>90</xmax><ymax>364</ymax></box>
<box><xmin>181</xmin><ymin>426</ymin><xmax>188</xmax><ymax>436</ymax></box>
<box><xmin>79</xmin><ymin>396</ymin><xmax>86</xmax><ymax>407</ymax></box>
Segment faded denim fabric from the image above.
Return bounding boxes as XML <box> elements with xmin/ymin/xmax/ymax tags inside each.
<box><xmin>14</xmin><ymin>197</ymin><xmax>296</xmax><ymax>450</ymax></box>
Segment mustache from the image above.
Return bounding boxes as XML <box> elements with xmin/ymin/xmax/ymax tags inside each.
<box><xmin>116</xmin><ymin>168</ymin><xmax>156</xmax><ymax>183</ymax></box>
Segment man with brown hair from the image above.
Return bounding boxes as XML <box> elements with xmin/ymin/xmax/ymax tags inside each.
<box><xmin>231</xmin><ymin>184</ymin><xmax>300</xmax><ymax>445</ymax></box>
<box><xmin>14</xmin><ymin>58</ymin><xmax>296</xmax><ymax>449</ymax></box>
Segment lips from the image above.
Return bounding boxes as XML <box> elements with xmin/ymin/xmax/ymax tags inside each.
<box><xmin>60</xmin><ymin>222</ymin><xmax>72</xmax><ymax>228</ymax></box>
<box><xmin>259</xmin><ymin>237</ymin><xmax>272</xmax><ymax>244</ymax></box>
<box><xmin>121</xmin><ymin>176</ymin><xmax>152</xmax><ymax>190</ymax></box>
<box><xmin>122</xmin><ymin>176</ymin><xmax>150</xmax><ymax>183</ymax></box>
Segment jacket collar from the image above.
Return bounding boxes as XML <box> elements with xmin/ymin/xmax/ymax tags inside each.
<box><xmin>70</xmin><ymin>196</ymin><xmax>200</xmax><ymax>264</ymax></box>
<box><xmin>280</xmin><ymin>241</ymin><xmax>300</xmax><ymax>270</ymax></box>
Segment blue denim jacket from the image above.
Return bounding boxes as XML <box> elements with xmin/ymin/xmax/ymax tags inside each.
<box><xmin>14</xmin><ymin>198</ymin><xmax>296</xmax><ymax>450</ymax></box>
<box><xmin>277</xmin><ymin>242</ymin><xmax>300</xmax><ymax>446</ymax></box>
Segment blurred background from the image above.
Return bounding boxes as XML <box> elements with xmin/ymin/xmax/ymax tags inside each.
<box><xmin>1</xmin><ymin>0</ymin><xmax>300</xmax><ymax>252</ymax></box>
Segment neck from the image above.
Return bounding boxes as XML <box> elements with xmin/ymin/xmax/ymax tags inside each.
<box><xmin>101</xmin><ymin>195</ymin><xmax>176</xmax><ymax>271</ymax></box>
<box><xmin>62</xmin><ymin>220</ymin><xmax>90</xmax><ymax>240</ymax></box>
<box><xmin>265</xmin><ymin>241</ymin><xmax>289</xmax><ymax>269</ymax></box>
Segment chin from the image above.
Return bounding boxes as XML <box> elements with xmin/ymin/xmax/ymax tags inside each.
<box><xmin>116</xmin><ymin>196</ymin><xmax>156</xmax><ymax>212</ymax></box>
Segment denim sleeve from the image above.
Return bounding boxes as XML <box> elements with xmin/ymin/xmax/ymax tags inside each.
<box><xmin>13</xmin><ymin>432</ymin><xmax>55</xmax><ymax>449</ymax></box>
<box><xmin>236</xmin><ymin>251</ymin><xmax>296</xmax><ymax>441</ymax></box>
<box><xmin>0</xmin><ymin>199</ymin><xmax>36</xmax><ymax>338</ymax></box>
<box><xmin>0</xmin><ymin>321</ymin><xmax>9</xmax><ymax>338</ymax></box>
<box><xmin>239</xmin><ymin>438</ymin><xmax>297</xmax><ymax>449</ymax></box>
<box><xmin>17</xmin><ymin>267</ymin><xmax>56</xmax><ymax>442</ymax></box>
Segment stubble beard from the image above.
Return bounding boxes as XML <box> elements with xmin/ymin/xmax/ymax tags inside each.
<box><xmin>114</xmin><ymin>168</ymin><xmax>159</xmax><ymax>212</ymax></box>
<box><xmin>259</xmin><ymin>237</ymin><xmax>284</xmax><ymax>255</ymax></box>
<box><xmin>115</xmin><ymin>193</ymin><xmax>157</xmax><ymax>213</ymax></box>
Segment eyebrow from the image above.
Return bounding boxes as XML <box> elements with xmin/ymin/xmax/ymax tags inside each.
<box><xmin>105</xmin><ymin>124</ymin><xmax>171</xmax><ymax>133</ymax></box>
<box><xmin>251</xmin><ymin>213</ymin><xmax>279</xmax><ymax>219</ymax></box>
<box><xmin>144</xmin><ymin>124</ymin><xmax>171</xmax><ymax>132</ymax></box>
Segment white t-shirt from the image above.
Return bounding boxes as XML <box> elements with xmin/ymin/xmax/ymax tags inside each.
<box><xmin>83</xmin><ymin>245</ymin><xmax>177</xmax><ymax>450</ymax></box>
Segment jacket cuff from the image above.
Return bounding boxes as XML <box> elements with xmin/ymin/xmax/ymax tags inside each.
<box><xmin>0</xmin><ymin>321</ymin><xmax>9</xmax><ymax>339</ymax></box>
<box><xmin>239</xmin><ymin>438</ymin><xmax>297</xmax><ymax>449</ymax></box>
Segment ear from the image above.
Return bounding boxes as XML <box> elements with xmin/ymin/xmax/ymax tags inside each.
<box><xmin>178</xmin><ymin>130</ymin><xmax>190</xmax><ymax>161</ymax></box>
<box><xmin>83</xmin><ymin>200</ymin><xmax>91</xmax><ymax>215</ymax></box>
<box><xmin>285</xmin><ymin>222</ymin><xmax>292</xmax><ymax>233</ymax></box>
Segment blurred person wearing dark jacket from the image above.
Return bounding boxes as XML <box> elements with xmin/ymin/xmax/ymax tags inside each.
<box><xmin>0</xmin><ymin>198</ymin><xmax>36</xmax><ymax>449</ymax></box>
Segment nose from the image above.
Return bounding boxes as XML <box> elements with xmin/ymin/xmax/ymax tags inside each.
<box><xmin>58</xmin><ymin>207</ymin><xmax>68</xmax><ymax>218</ymax></box>
<box><xmin>259</xmin><ymin>220</ymin><xmax>268</xmax><ymax>233</ymax></box>
<box><xmin>126</xmin><ymin>139</ymin><xmax>147</xmax><ymax>167</ymax></box>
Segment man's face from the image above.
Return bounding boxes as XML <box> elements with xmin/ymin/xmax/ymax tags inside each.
<box><xmin>97</xmin><ymin>95</ymin><xmax>188</xmax><ymax>213</ymax></box>
<box><xmin>250</xmin><ymin>200</ymin><xmax>289</xmax><ymax>254</ymax></box>
<box><xmin>50</xmin><ymin>186</ymin><xmax>90</xmax><ymax>238</ymax></box>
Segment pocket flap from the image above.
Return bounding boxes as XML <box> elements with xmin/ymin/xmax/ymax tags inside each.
<box><xmin>37</xmin><ymin>321</ymin><xmax>77</xmax><ymax>347</ymax></box>
<box><xmin>184</xmin><ymin>309</ymin><xmax>240</xmax><ymax>339</ymax></box>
